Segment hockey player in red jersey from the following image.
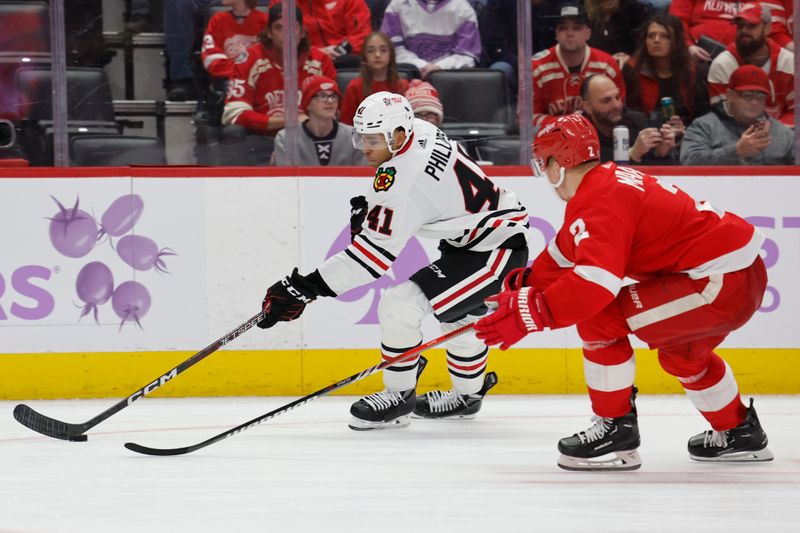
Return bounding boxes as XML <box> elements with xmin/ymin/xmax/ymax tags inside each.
<box><xmin>256</xmin><ymin>92</ymin><xmax>530</xmax><ymax>430</ymax></box>
<box><xmin>475</xmin><ymin>114</ymin><xmax>772</xmax><ymax>471</ymax></box>
<box><xmin>221</xmin><ymin>3</ymin><xmax>336</xmax><ymax>134</ymax></box>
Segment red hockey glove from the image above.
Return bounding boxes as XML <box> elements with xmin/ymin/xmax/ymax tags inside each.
<box><xmin>258</xmin><ymin>268</ymin><xmax>318</xmax><ymax>329</ymax></box>
<box><xmin>474</xmin><ymin>288</ymin><xmax>551</xmax><ymax>350</ymax></box>
<box><xmin>502</xmin><ymin>266</ymin><xmax>532</xmax><ymax>290</ymax></box>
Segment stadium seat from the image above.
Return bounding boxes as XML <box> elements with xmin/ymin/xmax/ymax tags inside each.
<box><xmin>426</xmin><ymin>69</ymin><xmax>511</xmax><ymax>139</ymax></box>
<box><xmin>475</xmin><ymin>136</ymin><xmax>521</xmax><ymax>165</ymax></box>
<box><xmin>16</xmin><ymin>67</ymin><xmax>121</xmax><ymax>165</ymax></box>
<box><xmin>70</xmin><ymin>135</ymin><xmax>167</xmax><ymax>166</ymax></box>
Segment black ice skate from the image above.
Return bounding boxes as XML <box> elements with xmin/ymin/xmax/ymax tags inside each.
<box><xmin>348</xmin><ymin>388</ymin><xmax>416</xmax><ymax>430</ymax></box>
<box><xmin>412</xmin><ymin>372</ymin><xmax>498</xmax><ymax>419</ymax></box>
<box><xmin>557</xmin><ymin>387</ymin><xmax>641</xmax><ymax>471</ymax></box>
<box><xmin>688</xmin><ymin>398</ymin><xmax>774</xmax><ymax>462</ymax></box>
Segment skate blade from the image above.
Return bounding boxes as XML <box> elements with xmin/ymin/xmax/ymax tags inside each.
<box><xmin>410</xmin><ymin>412</ymin><xmax>476</xmax><ymax>420</ymax></box>
<box><xmin>690</xmin><ymin>447</ymin><xmax>774</xmax><ymax>463</ymax></box>
<box><xmin>558</xmin><ymin>450</ymin><xmax>642</xmax><ymax>471</ymax></box>
<box><xmin>348</xmin><ymin>415</ymin><xmax>410</xmax><ymax>431</ymax></box>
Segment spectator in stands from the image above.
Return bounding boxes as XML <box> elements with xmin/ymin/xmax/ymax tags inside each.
<box><xmin>272</xmin><ymin>75</ymin><xmax>366</xmax><ymax>165</ymax></box>
<box><xmin>381</xmin><ymin>0</ymin><xmax>481</xmax><ymax>79</ymax></box>
<box><xmin>581</xmin><ymin>74</ymin><xmax>677</xmax><ymax>164</ymax></box>
<box><xmin>405</xmin><ymin>80</ymin><xmax>444</xmax><ymax>125</ymax></box>
<box><xmin>623</xmin><ymin>13</ymin><xmax>710</xmax><ymax>138</ymax></box>
<box><xmin>164</xmin><ymin>0</ymin><xmax>212</xmax><ymax>100</ymax></box>
<box><xmin>708</xmin><ymin>2</ymin><xmax>795</xmax><ymax>127</ymax></box>
<box><xmin>532</xmin><ymin>2</ymin><xmax>625</xmax><ymax>128</ymax></box>
<box><xmin>669</xmin><ymin>0</ymin><xmax>741</xmax><ymax>63</ymax></box>
<box><xmin>222</xmin><ymin>3</ymin><xmax>336</xmax><ymax>134</ymax></box>
<box><xmin>766</xmin><ymin>0</ymin><xmax>795</xmax><ymax>51</ymax></box>
<box><xmin>202</xmin><ymin>0</ymin><xmax>269</xmax><ymax>83</ymax></box>
<box><xmin>585</xmin><ymin>0</ymin><xmax>651</xmax><ymax>68</ymax></box>
<box><xmin>481</xmin><ymin>0</ymin><xmax>569</xmax><ymax>89</ymax></box>
<box><xmin>340</xmin><ymin>32</ymin><xmax>409</xmax><ymax>125</ymax></box>
<box><xmin>269</xmin><ymin>0</ymin><xmax>372</xmax><ymax>68</ymax></box>
<box><xmin>681</xmin><ymin>65</ymin><xmax>794</xmax><ymax>165</ymax></box>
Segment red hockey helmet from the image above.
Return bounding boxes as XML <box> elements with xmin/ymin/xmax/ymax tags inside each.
<box><xmin>531</xmin><ymin>114</ymin><xmax>600</xmax><ymax>177</ymax></box>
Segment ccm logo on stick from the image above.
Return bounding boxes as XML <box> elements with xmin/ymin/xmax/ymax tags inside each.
<box><xmin>127</xmin><ymin>369</ymin><xmax>178</xmax><ymax>404</ymax></box>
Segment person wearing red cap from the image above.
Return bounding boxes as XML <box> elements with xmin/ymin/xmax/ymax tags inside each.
<box><xmin>475</xmin><ymin>114</ymin><xmax>773</xmax><ymax>470</ymax></box>
<box><xmin>707</xmin><ymin>2</ymin><xmax>795</xmax><ymax>126</ymax></box>
<box><xmin>404</xmin><ymin>80</ymin><xmax>444</xmax><ymax>126</ymax></box>
<box><xmin>221</xmin><ymin>3</ymin><xmax>336</xmax><ymax>135</ymax></box>
<box><xmin>682</xmin><ymin>64</ymin><xmax>794</xmax><ymax>165</ymax></box>
<box><xmin>272</xmin><ymin>75</ymin><xmax>366</xmax><ymax>166</ymax></box>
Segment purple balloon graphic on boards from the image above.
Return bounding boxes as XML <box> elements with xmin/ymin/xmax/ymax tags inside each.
<box><xmin>325</xmin><ymin>227</ymin><xmax>430</xmax><ymax>324</ymax></box>
<box><xmin>112</xmin><ymin>280</ymin><xmax>151</xmax><ymax>329</ymax></box>
<box><xmin>47</xmin><ymin>195</ymin><xmax>98</xmax><ymax>258</ymax></box>
<box><xmin>98</xmin><ymin>194</ymin><xmax>144</xmax><ymax>240</ymax></box>
<box><xmin>116</xmin><ymin>234</ymin><xmax>176</xmax><ymax>273</ymax></box>
<box><xmin>75</xmin><ymin>261</ymin><xmax>114</xmax><ymax>323</ymax></box>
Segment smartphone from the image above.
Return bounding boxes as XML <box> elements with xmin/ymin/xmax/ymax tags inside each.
<box><xmin>753</xmin><ymin>118</ymin><xmax>767</xmax><ymax>131</ymax></box>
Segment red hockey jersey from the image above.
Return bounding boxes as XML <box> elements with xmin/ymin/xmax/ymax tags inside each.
<box><xmin>269</xmin><ymin>0</ymin><xmax>372</xmax><ymax>54</ymax></box>
<box><xmin>531</xmin><ymin>45</ymin><xmax>625</xmax><ymax>128</ymax></box>
<box><xmin>528</xmin><ymin>163</ymin><xmax>763</xmax><ymax>327</ymax></box>
<box><xmin>708</xmin><ymin>38</ymin><xmax>794</xmax><ymax>126</ymax></box>
<box><xmin>201</xmin><ymin>9</ymin><xmax>269</xmax><ymax>79</ymax></box>
<box><xmin>222</xmin><ymin>43</ymin><xmax>336</xmax><ymax>132</ymax></box>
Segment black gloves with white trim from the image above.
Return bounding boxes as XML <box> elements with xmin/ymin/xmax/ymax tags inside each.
<box><xmin>257</xmin><ymin>268</ymin><xmax>336</xmax><ymax>329</ymax></box>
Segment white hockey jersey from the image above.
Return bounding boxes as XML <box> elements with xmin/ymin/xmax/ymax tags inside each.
<box><xmin>317</xmin><ymin>119</ymin><xmax>530</xmax><ymax>295</ymax></box>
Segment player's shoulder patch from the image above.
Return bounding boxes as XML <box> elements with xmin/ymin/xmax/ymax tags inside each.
<box><xmin>374</xmin><ymin>166</ymin><xmax>397</xmax><ymax>192</ymax></box>
<box><xmin>532</xmin><ymin>49</ymin><xmax>551</xmax><ymax>61</ymax></box>
<box><xmin>235</xmin><ymin>50</ymin><xmax>249</xmax><ymax>64</ymax></box>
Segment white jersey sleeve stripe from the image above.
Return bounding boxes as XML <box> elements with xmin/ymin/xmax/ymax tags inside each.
<box><xmin>343</xmin><ymin>249</ymin><xmax>380</xmax><ymax>278</ymax></box>
<box><xmin>351</xmin><ymin>240</ymin><xmax>391</xmax><ymax>272</ymax></box>
<box><xmin>355</xmin><ymin>234</ymin><xmax>397</xmax><ymax>262</ymax></box>
<box><xmin>547</xmin><ymin>239</ymin><xmax>575</xmax><ymax>268</ymax></box>
<box><xmin>574</xmin><ymin>265</ymin><xmax>623</xmax><ymax>296</ymax></box>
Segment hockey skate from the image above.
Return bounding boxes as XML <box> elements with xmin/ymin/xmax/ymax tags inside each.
<box><xmin>557</xmin><ymin>387</ymin><xmax>641</xmax><ymax>471</ymax></box>
<box><xmin>688</xmin><ymin>398</ymin><xmax>774</xmax><ymax>462</ymax></box>
<box><xmin>412</xmin><ymin>372</ymin><xmax>498</xmax><ymax>419</ymax></box>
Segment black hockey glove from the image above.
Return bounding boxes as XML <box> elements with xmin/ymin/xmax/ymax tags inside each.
<box><xmin>350</xmin><ymin>195</ymin><xmax>368</xmax><ymax>242</ymax></box>
<box><xmin>258</xmin><ymin>268</ymin><xmax>318</xmax><ymax>329</ymax></box>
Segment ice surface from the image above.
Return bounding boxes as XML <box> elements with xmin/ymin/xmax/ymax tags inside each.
<box><xmin>1</xmin><ymin>395</ymin><xmax>798</xmax><ymax>532</ymax></box>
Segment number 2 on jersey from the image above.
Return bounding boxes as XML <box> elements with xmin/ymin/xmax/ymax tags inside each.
<box><xmin>366</xmin><ymin>205</ymin><xmax>394</xmax><ymax>235</ymax></box>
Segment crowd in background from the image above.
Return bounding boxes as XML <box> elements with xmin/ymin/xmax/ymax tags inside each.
<box><xmin>1</xmin><ymin>0</ymin><xmax>796</xmax><ymax>166</ymax></box>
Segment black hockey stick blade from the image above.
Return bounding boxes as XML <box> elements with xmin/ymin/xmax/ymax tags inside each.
<box><xmin>13</xmin><ymin>310</ymin><xmax>267</xmax><ymax>441</ymax></box>
<box><xmin>124</xmin><ymin>323</ymin><xmax>475</xmax><ymax>456</ymax></box>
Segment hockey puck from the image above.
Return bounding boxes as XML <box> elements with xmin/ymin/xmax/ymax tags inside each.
<box><xmin>68</xmin><ymin>434</ymin><xmax>88</xmax><ymax>442</ymax></box>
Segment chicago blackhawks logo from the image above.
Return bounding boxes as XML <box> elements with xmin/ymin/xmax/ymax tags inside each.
<box><xmin>374</xmin><ymin>166</ymin><xmax>396</xmax><ymax>192</ymax></box>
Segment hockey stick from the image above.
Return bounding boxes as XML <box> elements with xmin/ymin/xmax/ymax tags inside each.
<box><xmin>124</xmin><ymin>322</ymin><xmax>476</xmax><ymax>456</ymax></box>
<box><xmin>13</xmin><ymin>311</ymin><xmax>268</xmax><ymax>442</ymax></box>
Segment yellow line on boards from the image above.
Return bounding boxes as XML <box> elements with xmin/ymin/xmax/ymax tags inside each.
<box><xmin>1</xmin><ymin>348</ymin><xmax>798</xmax><ymax>400</ymax></box>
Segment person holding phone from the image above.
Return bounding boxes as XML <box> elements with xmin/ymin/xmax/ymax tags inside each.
<box><xmin>681</xmin><ymin>64</ymin><xmax>794</xmax><ymax>165</ymax></box>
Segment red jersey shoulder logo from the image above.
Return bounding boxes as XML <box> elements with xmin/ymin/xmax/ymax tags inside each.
<box><xmin>374</xmin><ymin>166</ymin><xmax>396</xmax><ymax>192</ymax></box>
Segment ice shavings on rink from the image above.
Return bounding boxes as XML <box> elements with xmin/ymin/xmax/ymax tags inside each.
<box><xmin>1</xmin><ymin>395</ymin><xmax>798</xmax><ymax>532</ymax></box>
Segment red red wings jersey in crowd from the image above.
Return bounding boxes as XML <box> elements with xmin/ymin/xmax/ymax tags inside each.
<box><xmin>529</xmin><ymin>162</ymin><xmax>763</xmax><ymax>327</ymax></box>
<box><xmin>708</xmin><ymin>39</ymin><xmax>795</xmax><ymax>126</ymax></box>
<box><xmin>269</xmin><ymin>0</ymin><xmax>372</xmax><ymax>54</ymax></box>
<box><xmin>531</xmin><ymin>45</ymin><xmax>625</xmax><ymax>128</ymax></box>
<box><xmin>201</xmin><ymin>9</ymin><xmax>269</xmax><ymax>79</ymax></box>
<box><xmin>222</xmin><ymin>44</ymin><xmax>336</xmax><ymax>131</ymax></box>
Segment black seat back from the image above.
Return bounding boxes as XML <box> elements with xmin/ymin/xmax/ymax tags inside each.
<box><xmin>427</xmin><ymin>69</ymin><xmax>510</xmax><ymax>125</ymax></box>
<box><xmin>16</xmin><ymin>67</ymin><xmax>115</xmax><ymax>122</ymax></box>
<box><xmin>70</xmin><ymin>135</ymin><xmax>167</xmax><ymax>166</ymax></box>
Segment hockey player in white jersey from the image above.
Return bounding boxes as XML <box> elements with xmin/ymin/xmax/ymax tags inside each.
<box><xmin>257</xmin><ymin>91</ymin><xmax>530</xmax><ymax>430</ymax></box>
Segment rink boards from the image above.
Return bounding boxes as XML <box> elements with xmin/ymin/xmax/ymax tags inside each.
<box><xmin>1</xmin><ymin>166</ymin><xmax>798</xmax><ymax>399</ymax></box>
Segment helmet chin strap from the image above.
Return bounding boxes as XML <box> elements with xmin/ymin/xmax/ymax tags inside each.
<box><xmin>550</xmin><ymin>166</ymin><xmax>566</xmax><ymax>189</ymax></box>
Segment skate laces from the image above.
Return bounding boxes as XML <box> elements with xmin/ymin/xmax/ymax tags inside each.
<box><xmin>702</xmin><ymin>430</ymin><xmax>729</xmax><ymax>449</ymax></box>
<box><xmin>363</xmin><ymin>390</ymin><xmax>406</xmax><ymax>411</ymax></box>
<box><xmin>578</xmin><ymin>417</ymin><xmax>612</xmax><ymax>444</ymax></box>
<box><xmin>425</xmin><ymin>390</ymin><xmax>468</xmax><ymax>414</ymax></box>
